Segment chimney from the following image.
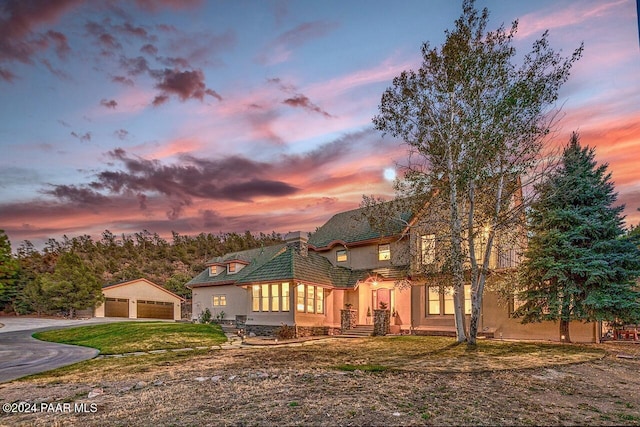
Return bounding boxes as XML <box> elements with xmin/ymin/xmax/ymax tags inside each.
<box><xmin>284</xmin><ymin>231</ymin><xmax>309</xmax><ymax>257</ymax></box>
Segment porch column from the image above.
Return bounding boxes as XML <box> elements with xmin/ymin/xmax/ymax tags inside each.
<box><xmin>373</xmin><ymin>309</ymin><xmax>390</xmax><ymax>336</ymax></box>
<box><xmin>341</xmin><ymin>309</ymin><xmax>357</xmax><ymax>332</ymax></box>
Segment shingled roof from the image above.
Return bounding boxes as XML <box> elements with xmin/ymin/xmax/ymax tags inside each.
<box><xmin>186</xmin><ymin>244</ymin><xmax>287</xmax><ymax>288</ymax></box>
<box><xmin>308</xmin><ymin>203</ymin><xmax>413</xmax><ymax>249</ymax></box>
<box><xmin>187</xmin><ymin>202</ymin><xmax>414</xmax><ymax>290</ymax></box>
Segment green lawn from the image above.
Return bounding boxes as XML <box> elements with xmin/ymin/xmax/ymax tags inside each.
<box><xmin>33</xmin><ymin>322</ymin><xmax>228</xmax><ymax>354</ymax></box>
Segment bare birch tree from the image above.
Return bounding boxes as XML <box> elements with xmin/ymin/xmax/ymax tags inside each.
<box><xmin>372</xmin><ymin>0</ymin><xmax>582</xmax><ymax>344</ymax></box>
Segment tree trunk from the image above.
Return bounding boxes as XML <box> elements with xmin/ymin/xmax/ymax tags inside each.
<box><xmin>447</xmin><ymin>146</ymin><xmax>466</xmax><ymax>342</ymax></box>
<box><xmin>560</xmin><ymin>319</ymin><xmax>571</xmax><ymax>343</ymax></box>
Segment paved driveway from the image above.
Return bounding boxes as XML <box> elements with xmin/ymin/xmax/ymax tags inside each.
<box><xmin>0</xmin><ymin>317</ymin><xmax>128</xmax><ymax>383</ymax></box>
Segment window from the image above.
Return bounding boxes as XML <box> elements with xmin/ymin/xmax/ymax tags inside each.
<box><xmin>213</xmin><ymin>295</ymin><xmax>226</xmax><ymax>307</ymax></box>
<box><xmin>378</xmin><ymin>243</ymin><xmax>391</xmax><ymax>261</ymax></box>
<box><xmin>306</xmin><ymin>285</ymin><xmax>315</xmax><ymax>312</ymax></box>
<box><xmin>443</xmin><ymin>288</ymin><xmax>455</xmax><ymax>314</ymax></box>
<box><xmin>428</xmin><ymin>287</ymin><xmax>440</xmax><ymax>314</ymax></box>
<box><xmin>464</xmin><ymin>285</ymin><xmax>472</xmax><ymax>315</ymax></box>
<box><xmin>336</xmin><ymin>249</ymin><xmax>347</xmax><ymax>262</ymax></box>
<box><xmin>271</xmin><ymin>284</ymin><xmax>279</xmax><ymax>312</ymax></box>
<box><xmin>297</xmin><ymin>284</ymin><xmax>305</xmax><ymax>312</ymax></box>
<box><xmin>209</xmin><ymin>265</ymin><xmax>223</xmax><ymax>276</ymax></box>
<box><xmin>252</xmin><ymin>286</ymin><xmax>260</xmax><ymax>312</ymax></box>
<box><xmin>251</xmin><ymin>282</ymin><xmax>291</xmax><ymax>312</ymax></box>
<box><xmin>227</xmin><ymin>262</ymin><xmax>237</xmax><ymax>274</ymax></box>
<box><xmin>316</xmin><ymin>288</ymin><xmax>324</xmax><ymax>314</ymax></box>
<box><xmin>427</xmin><ymin>285</ymin><xmax>472</xmax><ymax>315</ymax></box>
<box><xmin>421</xmin><ymin>234</ymin><xmax>436</xmax><ymax>264</ymax></box>
<box><xmin>296</xmin><ymin>283</ymin><xmax>324</xmax><ymax>314</ymax></box>
<box><xmin>261</xmin><ymin>284</ymin><xmax>269</xmax><ymax>311</ymax></box>
<box><xmin>282</xmin><ymin>283</ymin><xmax>290</xmax><ymax>311</ymax></box>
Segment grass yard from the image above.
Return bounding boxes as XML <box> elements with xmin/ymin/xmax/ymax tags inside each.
<box><xmin>32</xmin><ymin>322</ymin><xmax>227</xmax><ymax>354</ymax></box>
<box><xmin>3</xmin><ymin>336</ymin><xmax>638</xmax><ymax>426</ymax></box>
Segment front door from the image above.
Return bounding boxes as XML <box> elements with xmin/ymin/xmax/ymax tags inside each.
<box><xmin>373</xmin><ymin>288</ymin><xmax>391</xmax><ymax>310</ymax></box>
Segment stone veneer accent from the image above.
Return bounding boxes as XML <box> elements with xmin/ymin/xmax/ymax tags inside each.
<box><xmin>373</xmin><ymin>309</ymin><xmax>390</xmax><ymax>336</ymax></box>
<box><xmin>341</xmin><ymin>309</ymin><xmax>357</xmax><ymax>331</ymax></box>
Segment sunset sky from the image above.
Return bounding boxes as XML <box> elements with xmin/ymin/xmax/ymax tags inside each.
<box><xmin>1</xmin><ymin>0</ymin><xmax>639</xmax><ymax>249</ymax></box>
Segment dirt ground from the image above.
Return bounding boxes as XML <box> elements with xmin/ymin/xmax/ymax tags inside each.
<box><xmin>1</xmin><ymin>339</ymin><xmax>639</xmax><ymax>426</ymax></box>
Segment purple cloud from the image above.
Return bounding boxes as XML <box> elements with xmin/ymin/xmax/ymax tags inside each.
<box><xmin>100</xmin><ymin>99</ymin><xmax>118</xmax><ymax>109</ymax></box>
<box><xmin>151</xmin><ymin>68</ymin><xmax>222</xmax><ymax>105</ymax></box>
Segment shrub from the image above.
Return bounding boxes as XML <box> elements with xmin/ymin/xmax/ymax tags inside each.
<box><xmin>198</xmin><ymin>308</ymin><xmax>212</xmax><ymax>324</ymax></box>
<box><xmin>276</xmin><ymin>323</ymin><xmax>296</xmax><ymax>340</ymax></box>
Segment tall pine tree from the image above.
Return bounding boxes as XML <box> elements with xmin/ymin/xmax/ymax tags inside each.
<box><xmin>515</xmin><ymin>133</ymin><xmax>640</xmax><ymax>342</ymax></box>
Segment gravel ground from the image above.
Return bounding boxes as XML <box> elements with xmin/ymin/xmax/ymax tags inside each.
<box><xmin>1</xmin><ymin>341</ymin><xmax>638</xmax><ymax>426</ymax></box>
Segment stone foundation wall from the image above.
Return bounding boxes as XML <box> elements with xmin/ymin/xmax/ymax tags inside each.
<box><xmin>373</xmin><ymin>309</ymin><xmax>390</xmax><ymax>336</ymax></box>
<box><xmin>245</xmin><ymin>324</ymin><xmax>280</xmax><ymax>336</ymax></box>
<box><xmin>245</xmin><ymin>324</ymin><xmax>341</xmax><ymax>338</ymax></box>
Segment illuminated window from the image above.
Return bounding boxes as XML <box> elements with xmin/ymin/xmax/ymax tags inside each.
<box><xmin>227</xmin><ymin>262</ymin><xmax>236</xmax><ymax>274</ymax></box>
<box><xmin>336</xmin><ymin>249</ymin><xmax>347</xmax><ymax>262</ymax></box>
<box><xmin>464</xmin><ymin>284</ymin><xmax>471</xmax><ymax>315</ymax></box>
<box><xmin>427</xmin><ymin>285</ymin><xmax>472</xmax><ymax>315</ymax></box>
<box><xmin>297</xmin><ymin>284</ymin><xmax>305</xmax><ymax>312</ymax></box>
<box><xmin>209</xmin><ymin>265</ymin><xmax>223</xmax><ymax>276</ymax></box>
<box><xmin>316</xmin><ymin>288</ymin><xmax>324</xmax><ymax>314</ymax></box>
<box><xmin>378</xmin><ymin>244</ymin><xmax>391</xmax><ymax>261</ymax></box>
<box><xmin>282</xmin><ymin>283</ymin><xmax>290</xmax><ymax>311</ymax></box>
<box><xmin>443</xmin><ymin>288</ymin><xmax>455</xmax><ymax>315</ymax></box>
<box><xmin>296</xmin><ymin>283</ymin><xmax>323</xmax><ymax>314</ymax></box>
<box><xmin>428</xmin><ymin>287</ymin><xmax>440</xmax><ymax>315</ymax></box>
<box><xmin>271</xmin><ymin>284</ymin><xmax>279</xmax><ymax>312</ymax></box>
<box><xmin>261</xmin><ymin>284</ymin><xmax>269</xmax><ymax>311</ymax></box>
<box><xmin>306</xmin><ymin>285</ymin><xmax>315</xmax><ymax>312</ymax></box>
<box><xmin>252</xmin><ymin>286</ymin><xmax>260</xmax><ymax>312</ymax></box>
<box><xmin>213</xmin><ymin>295</ymin><xmax>226</xmax><ymax>307</ymax></box>
<box><xmin>421</xmin><ymin>234</ymin><xmax>436</xmax><ymax>264</ymax></box>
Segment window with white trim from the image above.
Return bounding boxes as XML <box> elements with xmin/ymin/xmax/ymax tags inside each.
<box><xmin>251</xmin><ymin>282</ymin><xmax>290</xmax><ymax>312</ymax></box>
<box><xmin>336</xmin><ymin>249</ymin><xmax>347</xmax><ymax>262</ymax></box>
<box><xmin>296</xmin><ymin>283</ymin><xmax>324</xmax><ymax>314</ymax></box>
<box><xmin>427</xmin><ymin>285</ymin><xmax>471</xmax><ymax>315</ymax></box>
<box><xmin>213</xmin><ymin>295</ymin><xmax>226</xmax><ymax>307</ymax></box>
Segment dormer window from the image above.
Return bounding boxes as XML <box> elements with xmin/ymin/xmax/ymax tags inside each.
<box><xmin>336</xmin><ymin>249</ymin><xmax>347</xmax><ymax>262</ymax></box>
<box><xmin>209</xmin><ymin>265</ymin><xmax>224</xmax><ymax>276</ymax></box>
<box><xmin>228</xmin><ymin>262</ymin><xmax>237</xmax><ymax>274</ymax></box>
<box><xmin>225</xmin><ymin>260</ymin><xmax>247</xmax><ymax>274</ymax></box>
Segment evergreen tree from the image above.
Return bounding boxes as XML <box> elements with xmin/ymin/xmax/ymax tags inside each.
<box><xmin>0</xmin><ymin>230</ymin><xmax>20</xmax><ymax>312</ymax></box>
<box><xmin>515</xmin><ymin>133</ymin><xmax>640</xmax><ymax>341</ymax></box>
<box><xmin>40</xmin><ymin>252</ymin><xmax>104</xmax><ymax>318</ymax></box>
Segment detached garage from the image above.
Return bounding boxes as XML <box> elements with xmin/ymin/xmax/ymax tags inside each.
<box><xmin>95</xmin><ymin>278</ymin><xmax>184</xmax><ymax>320</ymax></box>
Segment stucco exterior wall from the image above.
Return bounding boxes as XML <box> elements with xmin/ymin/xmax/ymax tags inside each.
<box><xmin>319</xmin><ymin>239</ymin><xmax>409</xmax><ymax>270</ymax></box>
<box><xmin>412</xmin><ymin>284</ymin><xmax>597</xmax><ymax>342</ymax></box>
<box><xmin>95</xmin><ymin>279</ymin><xmax>182</xmax><ymax>320</ymax></box>
<box><xmin>481</xmin><ymin>291</ymin><xmax>597</xmax><ymax>342</ymax></box>
<box><xmin>192</xmin><ymin>284</ymin><xmax>247</xmax><ymax>322</ymax></box>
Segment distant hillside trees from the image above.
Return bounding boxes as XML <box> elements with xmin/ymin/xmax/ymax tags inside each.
<box><xmin>515</xmin><ymin>133</ymin><xmax>640</xmax><ymax>342</ymax></box>
<box><xmin>0</xmin><ymin>230</ymin><xmax>282</xmax><ymax>315</ymax></box>
<box><xmin>0</xmin><ymin>230</ymin><xmax>20</xmax><ymax>312</ymax></box>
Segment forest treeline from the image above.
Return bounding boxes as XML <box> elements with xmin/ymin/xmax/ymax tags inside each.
<box><xmin>0</xmin><ymin>229</ymin><xmax>282</xmax><ymax>315</ymax></box>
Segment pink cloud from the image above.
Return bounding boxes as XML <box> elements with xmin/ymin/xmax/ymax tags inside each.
<box><xmin>516</xmin><ymin>0</ymin><xmax>629</xmax><ymax>39</ymax></box>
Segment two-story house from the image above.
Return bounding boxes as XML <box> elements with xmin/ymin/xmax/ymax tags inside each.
<box><xmin>187</xmin><ymin>203</ymin><xmax>598</xmax><ymax>342</ymax></box>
